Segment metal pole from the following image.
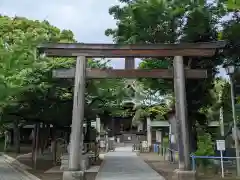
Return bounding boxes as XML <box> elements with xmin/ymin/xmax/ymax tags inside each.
<box><xmin>218</xmin><ymin>84</ymin><xmax>224</xmax><ymax>136</ymax></box>
<box><xmin>229</xmin><ymin>75</ymin><xmax>240</xmax><ymax>176</ymax></box>
<box><xmin>220</xmin><ymin>150</ymin><xmax>224</xmax><ymax>178</ymax></box>
<box><xmin>219</xmin><ymin>89</ymin><xmax>224</xmax><ymax>136</ymax></box>
<box><xmin>173</xmin><ymin>56</ymin><xmax>191</xmax><ymax>170</ymax></box>
<box><xmin>68</xmin><ymin>56</ymin><xmax>86</xmax><ymax>170</ymax></box>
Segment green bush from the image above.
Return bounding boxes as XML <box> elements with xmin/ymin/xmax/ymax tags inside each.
<box><xmin>194</xmin><ymin>133</ymin><xmax>214</xmax><ymax>167</ymax></box>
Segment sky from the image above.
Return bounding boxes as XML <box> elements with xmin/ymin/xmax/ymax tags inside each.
<box><xmin>0</xmin><ymin>0</ymin><xmax>226</xmax><ymax>76</ymax></box>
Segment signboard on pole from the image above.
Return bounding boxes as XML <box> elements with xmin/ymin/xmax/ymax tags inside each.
<box><xmin>216</xmin><ymin>140</ymin><xmax>226</xmax><ymax>178</ymax></box>
<box><xmin>216</xmin><ymin>140</ymin><xmax>226</xmax><ymax>151</ymax></box>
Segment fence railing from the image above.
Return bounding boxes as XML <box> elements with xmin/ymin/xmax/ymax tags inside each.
<box><xmin>158</xmin><ymin>144</ymin><xmax>179</xmax><ymax>163</ymax></box>
<box><xmin>190</xmin><ymin>154</ymin><xmax>238</xmax><ymax>177</ymax></box>
<box><xmin>155</xmin><ymin>147</ymin><xmax>238</xmax><ymax>178</ymax></box>
<box><xmin>133</xmin><ymin>142</ymin><xmax>239</xmax><ymax>178</ymax></box>
<box><xmin>132</xmin><ymin>142</ymin><xmax>179</xmax><ymax>163</ymax></box>
<box><xmin>132</xmin><ymin>143</ymin><xmax>149</xmax><ymax>152</ymax></box>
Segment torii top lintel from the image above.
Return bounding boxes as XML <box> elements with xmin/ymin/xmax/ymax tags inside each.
<box><xmin>37</xmin><ymin>41</ymin><xmax>226</xmax><ymax>58</ymax></box>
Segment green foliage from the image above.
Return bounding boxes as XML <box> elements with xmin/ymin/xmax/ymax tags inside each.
<box><xmin>106</xmin><ymin>0</ymin><xmax>222</xmax><ymax>118</ymax></box>
<box><xmin>0</xmin><ymin>15</ymin><xmax>77</xmax><ymax>126</ymax></box>
<box><xmin>221</xmin><ymin>81</ymin><xmax>233</xmax><ymax>122</ymax></box>
<box><xmin>194</xmin><ymin>133</ymin><xmax>214</xmax><ymax>166</ymax></box>
<box><xmin>106</xmin><ymin>0</ymin><xmax>240</xmax><ymax>150</ymax></box>
<box><xmin>195</xmin><ymin>133</ymin><xmax>214</xmax><ymax>156</ymax></box>
<box><xmin>221</xmin><ymin>12</ymin><xmax>240</xmax><ymax>64</ymax></box>
<box><xmin>128</xmin><ymin>80</ymin><xmax>171</xmax><ymax>125</ymax></box>
<box><xmin>202</xmin><ymin>78</ymin><xmax>228</xmax><ymax>122</ymax></box>
<box><xmin>0</xmin><ymin>15</ymin><xmax>129</xmax><ymax>127</ymax></box>
<box><xmin>223</xmin><ymin>0</ymin><xmax>240</xmax><ymax>10</ymax></box>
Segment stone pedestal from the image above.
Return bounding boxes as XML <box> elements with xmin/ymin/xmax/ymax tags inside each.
<box><xmin>171</xmin><ymin>169</ymin><xmax>196</xmax><ymax>180</ymax></box>
<box><xmin>61</xmin><ymin>154</ymin><xmax>69</xmax><ymax>170</ymax></box>
<box><xmin>63</xmin><ymin>171</ymin><xmax>85</xmax><ymax>180</ymax></box>
<box><xmin>61</xmin><ymin>154</ymin><xmax>90</xmax><ymax>171</ymax></box>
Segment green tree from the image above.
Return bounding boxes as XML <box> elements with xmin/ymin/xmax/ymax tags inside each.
<box><xmin>0</xmin><ymin>15</ymin><xmax>131</xmax><ymax>126</ymax></box>
<box><xmin>0</xmin><ymin>15</ymin><xmax>76</xmax><ymax>106</ymax></box>
<box><xmin>0</xmin><ymin>15</ymin><xmax>77</xmax><ymax>152</ymax></box>
<box><xmin>126</xmin><ymin>80</ymin><xmax>171</xmax><ymax>125</ymax></box>
<box><xmin>221</xmin><ymin>12</ymin><xmax>240</xmax><ymax>64</ymax></box>
<box><xmin>0</xmin><ymin>15</ymin><xmax>132</xmax><ymax>153</ymax></box>
<box><xmin>105</xmin><ymin>0</ymin><xmax>234</xmax><ymax>151</ymax></box>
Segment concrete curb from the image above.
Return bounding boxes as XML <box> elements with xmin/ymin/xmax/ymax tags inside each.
<box><xmin>1</xmin><ymin>153</ymin><xmax>41</xmax><ymax>180</ymax></box>
<box><xmin>1</xmin><ymin>153</ymin><xmax>32</xmax><ymax>170</ymax></box>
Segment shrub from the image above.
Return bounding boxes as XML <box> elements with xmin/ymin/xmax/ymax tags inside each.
<box><xmin>194</xmin><ymin>133</ymin><xmax>214</xmax><ymax>167</ymax></box>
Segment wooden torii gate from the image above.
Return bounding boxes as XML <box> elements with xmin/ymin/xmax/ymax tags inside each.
<box><xmin>37</xmin><ymin>41</ymin><xmax>225</xmax><ymax>180</ymax></box>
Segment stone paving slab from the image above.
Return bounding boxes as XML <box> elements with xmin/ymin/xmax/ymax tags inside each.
<box><xmin>0</xmin><ymin>155</ymin><xmax>39</xmax><ymax>180</ymax></box>
<box><xmin>95</xmin><ymin>147</ymin><xmax>165</xmax><ymax>180</ymax></box>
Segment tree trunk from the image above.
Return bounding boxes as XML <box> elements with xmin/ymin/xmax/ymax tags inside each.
<box><xmin>13</xmin><ymin>120</ymin><xmax>20</xmax><ymax>153</ymax></box>
<box><xmin>51</xmin><ymin>126</ymin><xmax>57</xmax><ymax>165</ymax></box>
<box><xmin>40</xmin><ymin>124</ymin><xmax>44</xmax><ymax>154</ymax></box>
<box><xmin>188</xmin><ymin>118</ymin><xmax>197</xmax><ymax>153</ymax></box>
<box><xmin>33</xmin><ymin>123</ymin><xmax>40</xmax><ymax>169</ymax></box>
<box><xmin>32</xmin><ymin>124</ymin><xmax>37</xmax><ymax>167</ymax></box>
<box><xmin>40</xmin><ymin>123</ymin><xmax>47</xmax><ymax>154</ymax></box>
<box><xmin>44</xmin><ymin>124</ymin><xmax>50</xmax><ymax>150</ymax></box>
<box><xmin>4</xmin><ymin>131</ymin><xmax>10</xmax><ymax>152</ymax></box>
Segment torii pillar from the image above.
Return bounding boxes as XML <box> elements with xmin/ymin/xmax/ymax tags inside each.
<box><xmin>173</xmin><ymin>56</ymin><xmax>190</xmax><ymax>170</ymax></box>
<box><xmin>63</xmin><ymin>56</ymin><xmax>86</xmax><ymax>180</ymax></box>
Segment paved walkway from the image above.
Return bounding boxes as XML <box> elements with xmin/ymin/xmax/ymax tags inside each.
<box><xmin>0</xmin><ymin>155</ymin><xmax>33</xmax><ymax>180</ymax></box>
<box><xmin>96</xmin><ymin>146</ymin><xmax>165</xmax><ymax>180</ymax></box>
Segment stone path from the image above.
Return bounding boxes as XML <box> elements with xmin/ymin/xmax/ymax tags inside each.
<box><xmin>0</xmin><ymin>155</ymin><xmax>35</xmax><ymax>180</ymax></box>
<box><xmin>95</xmin><ymin>146</ymin><xmax>165</xmax><ymax>180</ymax></box>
